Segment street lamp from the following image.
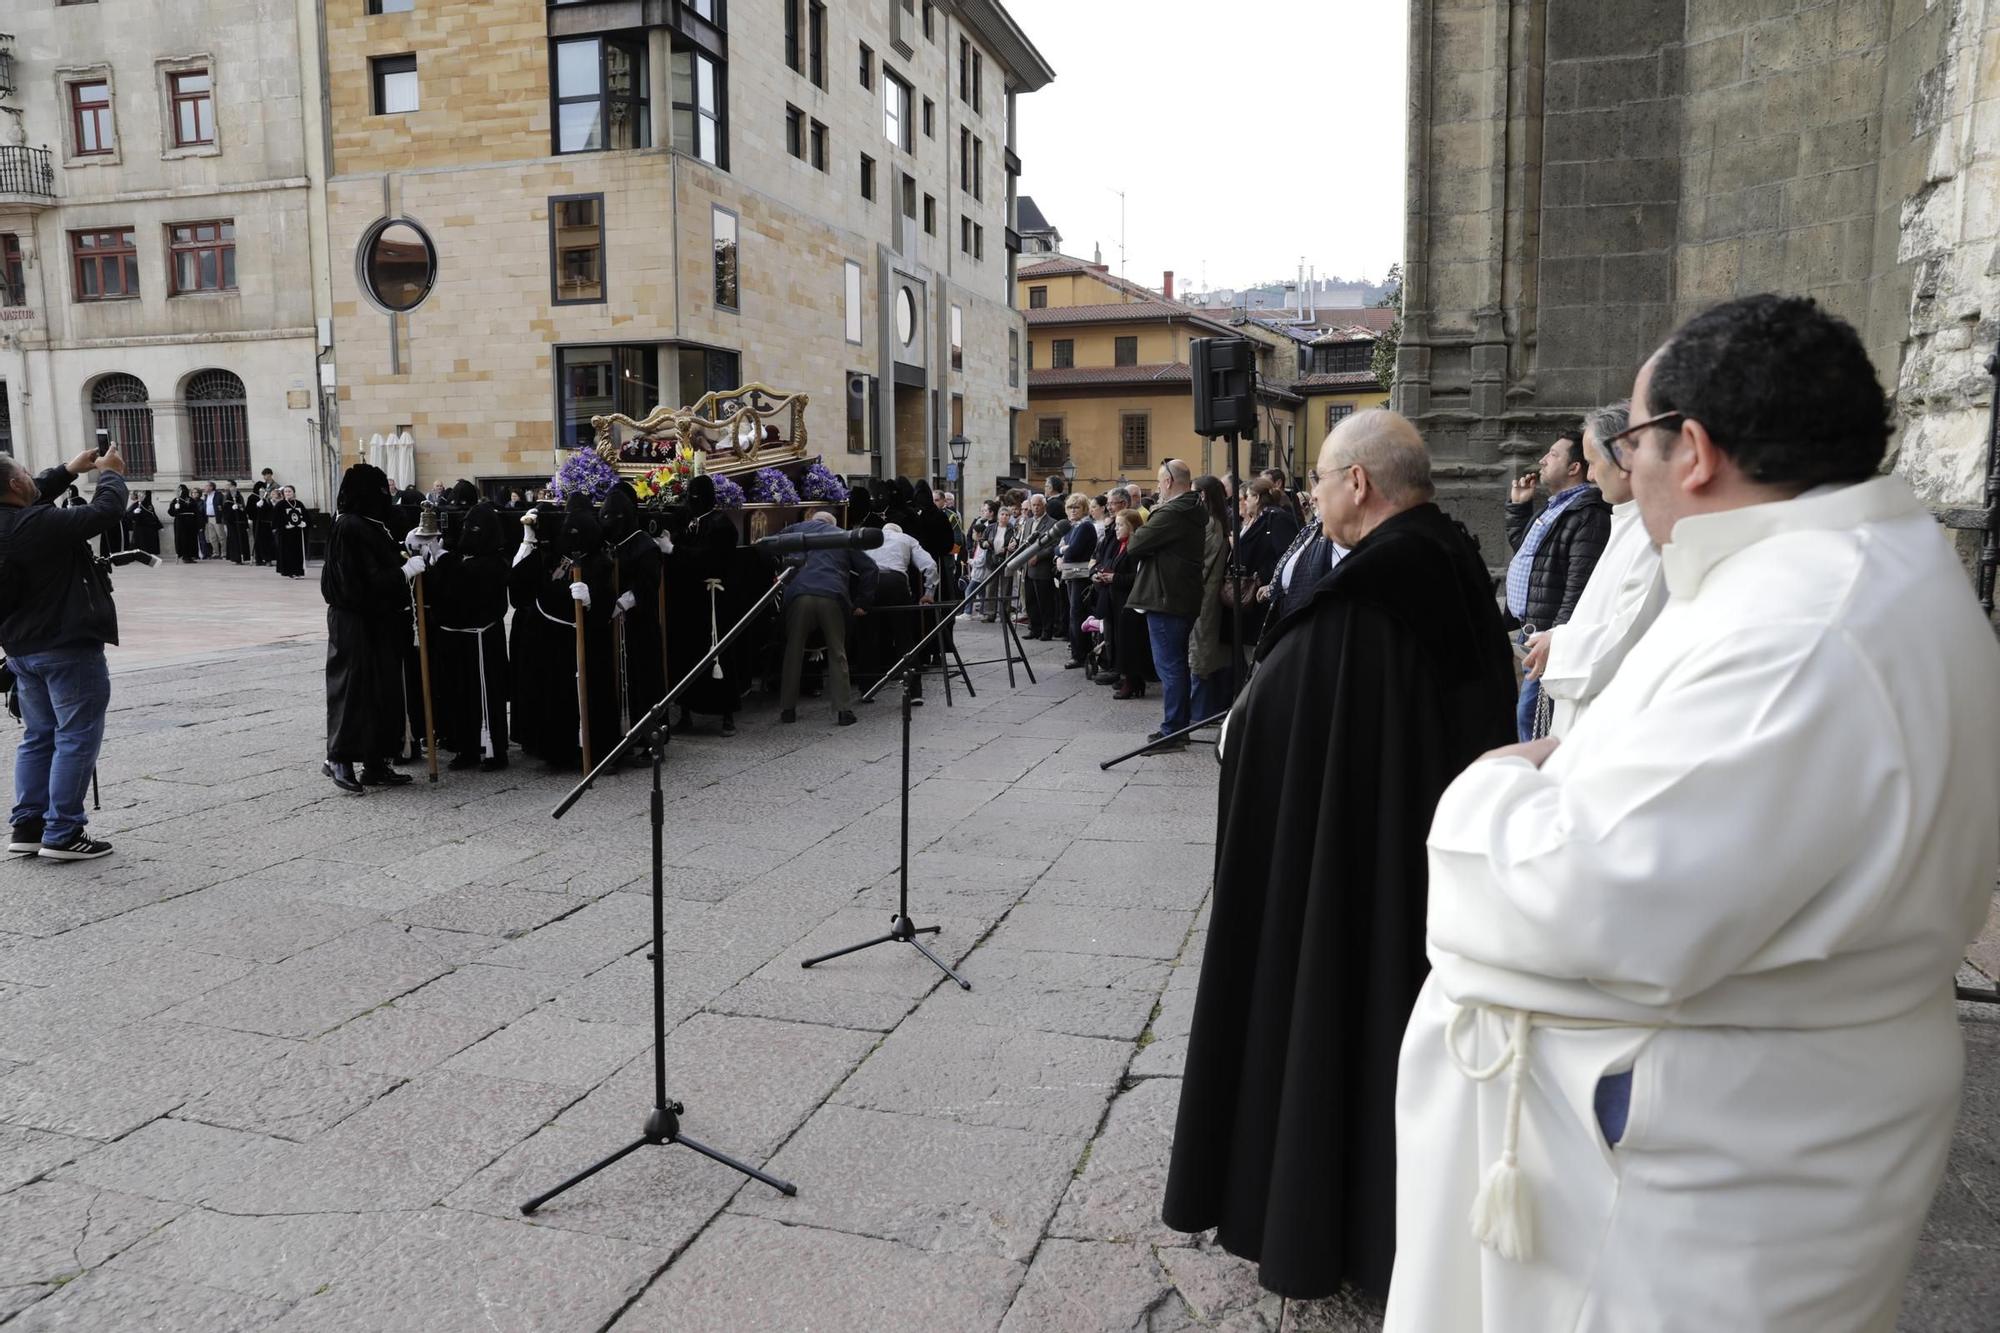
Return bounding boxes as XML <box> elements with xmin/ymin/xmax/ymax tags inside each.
<box><xmin>1061</xmin><ymin>453</ymin><xmax>1077</xmax><ymax>488</ymax></box>
<box><xmin>947</xmin><ymin>433</ymin><xmax>970</xmax><ymax>478</ymax></box>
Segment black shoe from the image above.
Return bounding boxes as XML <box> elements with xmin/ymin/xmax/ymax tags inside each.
<box><xmin>1147</xmin><ymin>730</ymin><xmax>1189</xmax><ymax>751</ymax></box>
<box><xmin>720</xmin><ymin>716</ymin><xmax>737</xmax><ymax>736</ymax></box>
<box><xmin>780</xmin><ymin>709</ymin><xmax>798</xmax><ymax>724</ymax></box>
<box><xmin>39</xmin><ymin>831</ymin><xmax>114</xmax><ymax>861</ymax></box>
<box><xmin>479</xmin><ymin>757</ymin><xmax>510</xmax><ymax>772</ymax></box>
<box><xmin>1064</xmin><ymin>660</ymin><xmax>1086</xmax><ymax>669</ymax></box>
<box><xmin>836</xmin><ymin>711</ymin><xmax>858</xmax><ymax>726</ymax></box>
<box><xmin>323</xmin><ymin>760</ymin><xmax>366</xmax><ymax>794</ymax></box>
<box><xmin>447</xmin><ymin>752</ymin><xmax>480</xmax><ymax>771</ymax></box>
<box><xmin>360</xmin><ymin>763</ymin><xmax>414</xmax><ymax>787</ymax></box>
<box><xmin>390</xmin><ymin>750</ymin><xmax>423</xmax><ymax>767</ymax></box>
<box><xmin>9</xmin><ymin>822</ymin><xmax>45</xmax><ymax>854</ymax></box>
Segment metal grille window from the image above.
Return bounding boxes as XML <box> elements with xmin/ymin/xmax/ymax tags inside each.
<box><xmin>185</xmin><ymin>369</ymin><xmax>250</xmax><ymax>479</ymax></box>
<box><xmin>1313</xmin><ymin>342</ymin><xmax>1371</xmax><ymax>374</ymax></box>
<box><xmin>91</xmin><ymin>374</ymin><xmax>156</xmax><ymax>480</ymax></box>
<box><xmin>1051</xmin><ymin>339</ymin><xmax>1074</xmax><ymax>369</ymax></box>
<box><xmin>70</xmin><ymin>80</ymin><xmax>113</xmax><ymax>155</ymax></box>
<box><xmin>1326</xmin><ymin>402</ymin><xmax>1355</xmax><ymax>430</ymax></box>
<box><xmin>1</xmin><ymin>234</ymin><xmax>22</xmax><ymax>308</ymax></box>
<box><xmin>1120</xmin><ymin>412</ymin><xmax>1150</xmax><ymax>469</ymax></box>
<box><xmin>170</xmin><ymin>70</ymin><xmax>214</xmax><ymax>147</ymax></box>
<box><xmin>72</xmin><ymin>228</ymin><xmax>138</xmax><ymax>301</ymax></box>
<box><xmin>169</xmin><ymin>220</ymin><xmax>236</xmax><ymax>294</ymax></box>
<box><xmin>1115</xmin><ymin>336</ymin><xmax>1138</xmax><ymax>367</ymax></box>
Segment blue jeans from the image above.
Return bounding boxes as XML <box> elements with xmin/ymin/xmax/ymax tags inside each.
<box><xmin>1516</xmin><ymin>675</ymin><xmax>1541</xmax><ymax>742</ymax></box>
<box><xmin>1192</xmin><ymin>669</ymin><xmax>1231</xmax><ymax>723</ymax></box>
<box><xmin>1146</xmin><ymin>612</ymin><xmax>1194</xmax><ymax>735</ymax></box>
<box><xmin>9</xmin><ymin>646</ymin><xmax>111</xmax><ymax>844</ymax></box>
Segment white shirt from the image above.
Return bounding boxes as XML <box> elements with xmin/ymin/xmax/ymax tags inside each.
<box><xmin>1537</xmin><ymin>498</ymin><xmax>1666</xmax><ymax>737</ymax></box>
<box><xmin>866</xmin><ymin>522</ymin><xmax>937</xmax><ymax>598</ymax></box>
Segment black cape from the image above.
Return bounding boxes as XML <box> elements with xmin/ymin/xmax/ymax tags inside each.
<box><xmin>427</xmin><ymin>527</ymin><xmax>511</xmax><ymax>761</ymax></box>
<box><xmin>507</xmin><ymin>542</ymin><xmax>619</xmax><ymax>768</ymax></box>
<box><xmin>665</xmin><ymin>509</ymin><xmax>748</xmax><ymax>720</ymax></box>
<box><xmin>1160</xmin><ymin>502</ymin><xmax>1516</xmax><ymax>1302</ymax></box>
<box><xmin>276</xmin><ymin>502</ymin><xmax>309</xmax><ymax>577</ymax></box>
<box><xmin>322</xmin><ymin>512</ymin><xmax>412</xmax><ymax>763</ymax></box>
<box><xmin>168</xmin><ymin>497</ymin><xmax>201</xmax><ymax>562</ymax></box>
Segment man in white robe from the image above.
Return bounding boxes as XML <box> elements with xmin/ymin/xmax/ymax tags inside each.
<box><xmin>1387</xmin><ymin>294</ymin><xmax>2000</xmax><ymax>1333</ymax></box>
<box><xmin>1521</xmin><ymin>400</ymin><xmax>1668</xmax><ymax>738</ymax></box>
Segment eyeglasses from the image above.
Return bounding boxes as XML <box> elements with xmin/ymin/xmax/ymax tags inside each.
<box><xmin>1599</xmin><ymin>411</ymin><xmax>1686</xmax><ymax>471</ymax></box>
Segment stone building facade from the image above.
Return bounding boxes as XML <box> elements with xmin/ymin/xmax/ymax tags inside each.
<box><xmin>319</xmin><ymin>0</ymin><xmax>1051</xmax><ymax>496</ymax></box>
<box><xmin>0</xmin><ymin>2</ymin><xmax>325</xmax><ymax>501</ymax></box>
<box><xmin>1397</xmin><ymin>0</ymin><xmax>2000</xmax><ymax>556</ymax></box>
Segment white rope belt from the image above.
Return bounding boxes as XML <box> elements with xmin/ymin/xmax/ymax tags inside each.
<box><xmin>438</xmin><ymin>621</ymin><xmax>501</xmax><ymax>757</ymax></box>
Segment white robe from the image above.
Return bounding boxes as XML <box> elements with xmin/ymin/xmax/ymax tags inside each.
<box><xmin>1387</xmin><ymin>477</ymin><xmax>2000</xmax><ymax>1333</ymax></box>
<box><xmin>1537</xmin><ymin>499</ymin><xmax>1665</xmax><ymax>738</ymax></box>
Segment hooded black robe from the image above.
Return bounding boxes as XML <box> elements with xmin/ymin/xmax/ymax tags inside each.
<box><xmin>222</xmin><ymin>489</ymin><xmax>250</xmax><ymax>563</ymax></box>
<box><xmin>168</xmin><ymin>489</ymin><xmax>201</xmax><ymax>562</ymax></box>
<box><xmin>322</xmin><ymin>464</ymin><xmax>412</xmax><ymax>764</ymax></box>
<box><xmin>276</xmin><ymin>499</ymin><xmax>309</xmax><ymax>577</ymax></box>
<box><xmin>127</xmin><ymin>496</ymin><xmax>163</xmax><ymax>556</ymax></box>
<box><xmin>602</xmin><ymin>483</ymin><xmax>666</xmax><ymax>727</ymax></box>
<box><xmin>1160</xmin><ymin>501</ymin><xmax>1516</xmax><ymax>1302</ymax></box>
<box><xmin>250</xmin><ymin>485</ymin><xmax>279</xmax><ymax>564</ymax></box>
<box><xmin>427</xmin><ymin>501</ymin><xmax>511</xmax><ymax>761</ymax></box>
<box><xmin>664</xmin><ymin>475</ymin><xmax>747</xmax><ymax>722</ymax></box>
<box><xmin>507</xmin><ymin>503</ymin><xmax>618</xmax><ymax>769</ymax></box>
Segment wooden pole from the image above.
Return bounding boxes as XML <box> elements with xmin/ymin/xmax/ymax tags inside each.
<box><xmin>412</xmin><ymin>571</ymin><xmax>440</xmax><ymax>784</ymax></box>
<box><xmin>573</xmin><ymin>584</ymin><xmax>593</xmax><ymax>773</ymax></box>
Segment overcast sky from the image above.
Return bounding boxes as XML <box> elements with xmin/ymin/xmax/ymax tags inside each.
<box><xmin>1003</xmin><ymin>0</ymin><xmax>1408</xmax><ymax>297</ymax></box>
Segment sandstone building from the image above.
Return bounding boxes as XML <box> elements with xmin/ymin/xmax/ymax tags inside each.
<box><xmin>0</xmin><ymin>3</ymin><xmax>327</xmax><ymax>500</ymax></box>
<box><xmin>1398</xmin><ymin>0</ymin><xmax>1999</xmax><ymax>555</ymax></box>
<box><xmin>320</xmin><ymin>0</ymin><xmax>1051</xmax><ymax>496</ymax></box>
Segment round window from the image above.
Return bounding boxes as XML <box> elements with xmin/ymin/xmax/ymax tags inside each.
<box><xmin>357</xmin><ymin>218</ymin><xmax>437</xmax><ymax>314</ymax></box>
<box><xmin>895</xmin><ymin>288</ymin><xmax>916</xmax><ymax>347</ymax></box>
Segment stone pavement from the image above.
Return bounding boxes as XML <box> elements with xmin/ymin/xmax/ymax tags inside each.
<box><xmin>0</xmin><ymin>561</ymin><xmax>1991</xmax><ymax>1332</ymax></box>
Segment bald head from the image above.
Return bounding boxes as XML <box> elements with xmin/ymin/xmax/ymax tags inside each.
<box><xmin>1322</xmin><ymin>410</ymin><xmax>1433</xmax><ymax>507</ymax></box>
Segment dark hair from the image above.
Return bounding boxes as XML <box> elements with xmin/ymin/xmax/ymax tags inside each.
<box><xmin>1648</xmin><ymin>294</ymin><xmax>1888</xmax><ymax>487</ymax></box>
<box><xmin>1556</xmin><ymin>427</ymin><xmax>1587</xmax><ymax>475</ymax></box>
<box><xmin>1193</xmin><ymin>474</ymin><xmax>1230</xmax><ymax>528</ymax></box>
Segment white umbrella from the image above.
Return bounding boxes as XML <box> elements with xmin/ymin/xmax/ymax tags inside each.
<box><xmin>394</xmin><ymin>431</ymin><xmax>416</xmax><ymax>490</ymax></box>
<box><xmin>366</xmin><ymin>432</ymin><xmax>386</xmax><ymax>475</ymax></box>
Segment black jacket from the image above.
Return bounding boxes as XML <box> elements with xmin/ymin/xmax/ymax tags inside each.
<box><xmin>1126</xmin><ymin>491</ymin><xmax>1208</xmax><ymax>618</ymax></box>
<box><xmin>0</xmin><ymin>468</ymin><xmax>126</xmax><ymax>655</ymax></box>
<box><xmin>1503</xmin><ymin>489</ymin><xmax>1612</xmax><ymax>630</ymax></box>
<box><xmin>1237</xmin><ymin>509</ymin><xmax>1302</xmax><ymax>588</ymax></box>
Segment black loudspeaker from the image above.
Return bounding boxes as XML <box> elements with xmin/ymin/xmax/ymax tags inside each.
<box><xmin>1191</xmin><ymin>337</ymin><xmax>1256</xmax><ymax>437</ymax></box>
<box><xmin>846</xmin><ymin>372</ymin><xmax>868</xmax><ymax>421</ymax></box>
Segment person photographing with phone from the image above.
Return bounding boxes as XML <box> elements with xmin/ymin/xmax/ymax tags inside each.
<box><xmin>0</xmin><ymin>438</ymin><xmax>128</xmax><ymax>860</ymax></box>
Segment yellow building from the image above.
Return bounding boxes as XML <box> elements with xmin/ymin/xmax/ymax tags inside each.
<box><xmin>1222</xmin><ymin>310</ymin><xmax>1394</xmax><ymax>478</ymax></box>
<box><xmin>1016</xmin><ymin>256</ymin><xmax>1297</xmax><ymax>492</ymax></box>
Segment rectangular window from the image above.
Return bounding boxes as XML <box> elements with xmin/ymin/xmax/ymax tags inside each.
<box><xmin>1</xmin><ymin>234</ymin><xmax>24</xmax><ymax>308</ymax></box>
<box><xmin>972</xmin><ymin>137</ymin><xmax>983</xmax><ymax>200</ymax></box>
<box><xmin>557</xmin><ymin>345</ymin><xmax>658</xmax><ymax>451</ymax></box>
<box><xmin>1121</xmin><ymin>412</ymin><xmax>1150</xmax><ymax>469</ymax></box>
<box><xmin>169</xmin><ymin>70</ymin><xmax>214</xmax><ymax>147</ymax></box>
<box><xmin>1326</xmin><ymin>402</ymin><xmax>1355</xmax><ymax>430</ymax></box>
<box><xmin>973</xmin><ymin>50</ymin><xmax>983</xmax><ymax>112</ymax></box>
<box><xmin>550</xmin><ymin>195</ymin><xmax>605</xmax><ymax>304</ymax></box>
<box><xmin>860</xmin><ymin>153</ymin><xmax>875</xmax><ymax>201</ymax></box>
<box><xmin>556</xmin><ymin>36</ymin><xmax>649</xmax><ymax>154</ymax></box>
<box><xmin>712</xmin><ymin>206</ymin><xmax>738</xmax><ymax>311</ymax></box>
<box><xmin>952</xmin><ymin>393</ymin><xmax>964</xmax><ymax>437</ymax></box>
<box><xmin>973</xmin><ymin>224</ymin><xmax>984</xmax><ymax>261</ymax></box>
<box><xmin>678</xmin><ymin>346</ymin><xmax>741</xmax><ymax>406</ymax></box>
<box><xmin>923</xmin><ymin>1</ymin><xmax>936</xmax><ymax>40</ymax></box>
<box><xmin>808</xmin><ymin>2</ymin><xmax>826</xmax><ymax>87</ymax></box>
<box><xmin>960</xmin><ymin>215</ymin><xmax>970</xmax><ymax>254</ymax></box>
<box><xmin>1313</xmin><ymin>343</ymin><xmax>1372</xmax><ymax>374</ymax></box>
<box><xmin>1051</xmin><ymin>338</ymin><xmax>1074</xmax><ymax>369</ymax></box>
<box><xmin>1008</xmin><ymin>329</ymin><xmax>1019</xmax><ymax>388</ymax></box>
<box><xmin>784</xmin><ymin>0</ymin><xmax>800</xmax><ymax>72</ymax></box>
<box><xmin>168</xmin><ymin>219</ymin><xmax>236</xmax><ymax>294</ymax></box>
<box><xmin>950</xmin><ymin>304</ymin><xmax>962</xmax><ymax>371</ymax></box>
<box><xmin>1027</xmin><ymin>340</ymin><xmax>1034</xmax><ymax>370</ymax></box>
<box><xmin>858</xmin><ymin>43</ymin><xmax>873</xmax><ymax>90</ymax></box>
<box><xmin>922</xmin><ymin>98</ymin><xmax>934</xmax><ymax>138</ymax></box>
<box><xmin>810</xmin><ymin>119</ymin><xmax>828</xmax><ymax>171</ymax></box>
<box><xmin>884</xmin><ymin>70</ymin><xmax>912</xmax><ymax>152</ymax></box>
<box><xmin>1114</xmin><ymin>336</ymin><xmax>1138</xmax><ymax>367</ymax></box>
<box><xmin>844</xmin><ymin>259</ymin><xmax>863</xmax><ymax>345</ymax></box>
<box><xmin>670</xmin><ymin>47</ymin><xmax>724</xmax><ymax>166</ymax></box>
<box><xmin>785</xmin><ymin>104</ymin><xmax>804</xmax><ymax>159</ymax></box>
<box><xmin>958</xmin><ymin>36</ymin><xmax>970</xmax><ymax>103</ymax></box>
<box><xmin>367</xmin><ymin>0</ymin><xmax>414</xmax><ymax>11</ymax></box>
<box><xmin>71</xmin><ymin>227</ymin><xmax>139</xmax><ymax>301</ymax></box>
<box><xmin>900</xmin><ymin>173</ymin><xmax>916</xmax><ymax>220</ymax></box>
<box><xmin>1028</xmin><ymin>285</ymin><xmax>1047</xmax><ymax>309</ymax></box>
<box><xmin>1037</xmin><ymin>416</ymin><xmax>1065</xmax><ymax>442</ymax></box>
<box><xmin>371</xmin><ymin>54</ymin><xmax>417</xmax><ymax>115</ymax></box>
<box><xmin>922</xmin><ymin>194</ymin><xmax>935</xmax><ymax>235</ymax></box>
<box><xmin>959</xmin><ymin>126</ymin><xmax>970</xmax><ymax>191</ymax></box>
<box><xmin>70</xmin><ymin>80</ymin><xmax>114</xmax><ymax>155</ymax></box>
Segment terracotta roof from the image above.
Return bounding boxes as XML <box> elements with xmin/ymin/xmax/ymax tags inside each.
<box><xmin>1291</xmin><ymin>371</ymin><xmax>1383</xmax><ymax>391</ymax></box>
<box><xmin>1019</xmin><ymin>256</ymin><xmax>1099</xmax><ymax>279</ymax></box>
<box><xmin>1028</xmin><ymin>363</ymin><xmax>1193</xmax><ymax>389</ymax></box>
<box><xmin>1025</xmin><ymin>301</ymin><xmax>1238</xmax><ymax>337</ymax></box>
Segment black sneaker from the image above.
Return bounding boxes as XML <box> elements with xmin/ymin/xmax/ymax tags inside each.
<box><xmin>780</xmin><ymin>709</ymin><xmax>798</xmax><ymax>724</ymax></box>
<box><xmin>9</xmin><ymin>823</ymin><xmax>45</xmax><ymax>855</ymax></box>
<box><xmin>39</xmin><ymin>831</ymin><xmax>114</xmax><ymax>861</ymax></box>
<box><xmin>836</xmin><ymin>711</ymin><xmax>858</xmax><ymax>726</ymax></box>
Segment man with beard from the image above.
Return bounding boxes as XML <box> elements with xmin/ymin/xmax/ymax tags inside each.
<box><xmin>426</xmin><ymin>499</ymin><xmax>511</xmax><ymax>770</ymax></box>
<box><xmin>321</xmin><ymin>464</ymin><xmax>424</xmax><ymax>793</ymax></box>
<box><xmin>508</xmin><ymin>498</ymin><xmax>618</xmax><ymax>770</ymax></box>
<box><xmin>1161</xmin><ymin>410</ymin><xmax>1515</xmax><ymax>1304</ymax></box>
<box><xmin>666</xmin><ymin>474</ymin><xmax>745</xmax><ymax>736</ymax></box>
<box><xmin>275</xmin><ymin>486</ymin><xmax>309</xmax><ymax>578</ymax></box>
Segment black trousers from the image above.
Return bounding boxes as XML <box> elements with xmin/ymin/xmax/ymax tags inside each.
<box><xmin>1027</xmin><ymin>575</ymin><xmax>1061</xmax><ymax>638</ymax></box>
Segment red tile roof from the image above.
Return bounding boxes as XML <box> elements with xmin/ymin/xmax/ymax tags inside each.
<box><xmin>1028</xmin><ymin>363</ymin><xmax>1194</xmax><ymax>389</ymax></box>
<box><xmin>1291</xmin><ymin>371</ymin><xmax>1383</xmax><ymax>391</ymax></box>
<box><xmin>1025</xmin><ymin>301</ymin><xmax>1238</xmax><ymax>337</ymax></box>
<box><xmin>1018</xmin><ymin>257</ymin><xmax>1098</xmax><ymax>279</ymax></box>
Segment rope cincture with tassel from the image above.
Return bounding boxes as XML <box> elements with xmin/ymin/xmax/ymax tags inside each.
<box><xmin>706</xmin><ymin>579</ymin><xmax>726</xmax><ymax>679</ymax></box>
<box><xmin>1447</xmin><ymin>1004</ymin><xmax>1537</xmax><ymax>1263</ymax></box>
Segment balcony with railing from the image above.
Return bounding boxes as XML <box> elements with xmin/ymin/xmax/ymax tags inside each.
<box><xmin>0</xmin><ymin>146</ymin><xmax>56</xmax><ymax>209</ymax></box>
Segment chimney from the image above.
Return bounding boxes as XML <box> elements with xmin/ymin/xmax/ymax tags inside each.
<box><xmin>1162</xmin><ymin>270</ymin><xmax>1174</xmax><ymax>301</ymax></box>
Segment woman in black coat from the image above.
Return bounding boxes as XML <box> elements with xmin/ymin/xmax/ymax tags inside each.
<box><xmin>1055</xmin><ymin>493</ymin><xmax>1098</xmax><ymax>667</ymax></box>
<box><xmin>167</xmin><ymin>485</ymin><xmax>202</xmax><ymax>563</ymax></box>
<box><xmin>1093</xmin><ymin>509</ymin><xmax>1152</xmax><ymax>698</ymax></box>
<box><xmin>1232</xmin><ymin>478</ymin><xmax>1302</xmax><ymax>645</ymax></box>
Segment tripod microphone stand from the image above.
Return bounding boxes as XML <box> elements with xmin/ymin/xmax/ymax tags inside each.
<box><xmin>522</xmin><ymin>566</ymin><xmax>800</xmax><ymax>1214</ymax></box>
<box><xmin>796</xmin><ymin>540</ymin><xmax>1045</xmax><ymax>991</ymax></box>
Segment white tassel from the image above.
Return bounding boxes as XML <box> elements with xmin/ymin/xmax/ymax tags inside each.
<box><xmin>1469</xmin><ymin>1149</ymin><xmax>1533</xmax><ymax>1261</ymax></box>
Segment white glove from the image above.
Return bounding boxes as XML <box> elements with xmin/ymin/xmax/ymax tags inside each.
<box><xmin>401</xmin><ymin>555</ymin><xmax>428</xmax><ymax>580</ymax></box>
<box><xmin>570</xmin><ymin>581</ymin><xmax>592</xmax><ymax>607</ymax></box>
<box><xmin>654</xmin><ymin>532</ymin><xmax>674</xmax><ymax>555</ymax></box>
<box><xmin>521</xmin><ymin>509</ymin><xmax>539</xmax><ymax>529</ymax></box>
<box><xmin>613</xmin><ymin>590</ymin><xmax>637</xmax><ymax>618</ymax></box>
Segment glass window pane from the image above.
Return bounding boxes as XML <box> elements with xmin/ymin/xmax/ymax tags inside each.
<box><xmin>671</xmin><ymin>49</ymin><xmax>693</xmax><ymax>106</ymax></box>
<box><xmin>384</xmin><ymin>70</ymin><xmax>418</xmax><ymax>113</ymax></box>
<box><xmin>697</xmin><ymin>58</ymin><xmax>715</xmax><ymax>112</ymax></box>
<box><xmin>199</xmin><ymin>251</ymin><xmax>217</xmax><ymax>290</ymax></box>
<box><xmin>558</xmin><ymin>102</ymin><xmax>603</xmax><ymax>153</ymax></box>
<box><xmin>698</xmin><ymin>117</ymin><xmax>717</xmax><ymax>164</ymax></box>
<box><xmin>80</xmin><ymin>263</ymin><xmax>98</xmax><ymax>297</ymax></box>
<box><xmin>557</xmin><ymin>40</ymin><xmax>601</xmax><ymax>98</ymax></box>
<box><xmin>122</xmin><ymin>256</ymin><xmax>139</xmax><ymax>295</ymax></box>
<box><xmin>221</xmin><ymin>247</ymin><xmax>236</xmax><ymax>289</ymax></box>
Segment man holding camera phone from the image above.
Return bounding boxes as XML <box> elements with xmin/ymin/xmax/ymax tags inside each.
<box><xmin>0</xmin><ymin>435</ymin><xmax>128</xmax><ymax>860</ymax></box>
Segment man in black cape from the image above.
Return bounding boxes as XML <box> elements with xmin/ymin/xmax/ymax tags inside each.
<box><xmin>1161</xmin><ymin>410</ymin><xmax>1515</xmax><ymax>1303</ymax></box>
<box><xmin>321</xmin><ymin>463</ymin><xmax>421</xmax><ymax>793</ymax></box>
<box><xmin>275</xmin><ymin>486</ymin><xmax>309</xmax><ymax>578</ymax></box>
<box><xmin>665</xmin><ymin>474</ymin><xmax>746</xmax><ymax>735</ymax></box>
<box><xmin>426</xmin><ymin>499</ymin><xmax>511</xmax><ymax>770</ymax></box>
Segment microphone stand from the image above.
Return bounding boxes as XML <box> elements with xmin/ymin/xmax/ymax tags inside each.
<box><xmin>521</xmin><ymin>565</ymin><xmax>800</xmax><ymax>1215</ymax></box>
<box><xmin>1099</xmin><ymin>708</ymin><xmax>1226</xmax><ymax>770</ymax></box>
<box><xmin>792</xmin><ymin>540</ymin><xmax>1048</xmax><ymax>991</ymax></box>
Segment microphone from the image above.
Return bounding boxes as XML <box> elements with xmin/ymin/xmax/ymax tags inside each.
<box><xmin>997</xmin><ymin>525</ymin><xmax>1061</xmax><ymax>575</ymax></box>
<box><xmin>754</xmin><ymin>526</ymin><xmax>886</xmax><ymax>556</ymax></box>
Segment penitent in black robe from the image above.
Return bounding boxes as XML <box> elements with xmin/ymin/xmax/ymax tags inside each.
<box><xmin>427</xmin><ymin>509</ymin><xmax>511</xmax><ymax>762</ymax></box>
<box><xmin>1160</xmin><ymin>502</ymin><xmax>1516</xmax><ymax>1303</ymax></box>
<box><xmin>322</xmin><ymin>507</ymin><xmax>412</xmax><ymax>764</ymax></box>
<box><xmin>665</xmin><ymin>509</ymin><xmax>747</xmax><ymax>721</ymax></box>
<box><xmin>276</xmin><ymin>502</ymin><xmax>309</xmax><ymax>577</ymax></box>
<box><xmin>128</xmin><ymin>502</ymin><xmax>163</xmax><ymax>556</ymax></box>
<box><xmin>169</xmin><ymin>496</ymin><xmax>202</xmax><ymax>562</ymax></box>
<box><xmin>507</xmin><ymin>541</ymin><xmax>618</xmax><ymax>769</ymax></box>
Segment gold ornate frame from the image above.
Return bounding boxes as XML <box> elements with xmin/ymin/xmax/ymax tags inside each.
<box><xmin>591</xmin><ymin>383</ymin><xmax>811</xmax><ymax>479</ymax></box>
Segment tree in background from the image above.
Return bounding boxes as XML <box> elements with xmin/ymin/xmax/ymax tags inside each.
<box><xmin>1371</xmin><ymin>263</ymin><xmax>1403</xmax><ymax>393</ymax></box>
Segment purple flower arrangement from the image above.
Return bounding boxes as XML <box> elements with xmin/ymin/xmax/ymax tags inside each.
<box><xmin>802</xmin><ymin>462</ymin><xmax>850</xmax><ymax>503</ymax></box>
<box><xmin>748</xmin><ymin>466</ymin><xmax>800</xmax><ymax>505</ymax></box>
<box><xmin>547</xmin><ymin>449</ymin><xmax>619</xmax><ymax>505</ymax></box>
<box><xmin>710</xmin><ymin>473</ymin><xmax>747</xmax><ymax>508</ymax></box>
